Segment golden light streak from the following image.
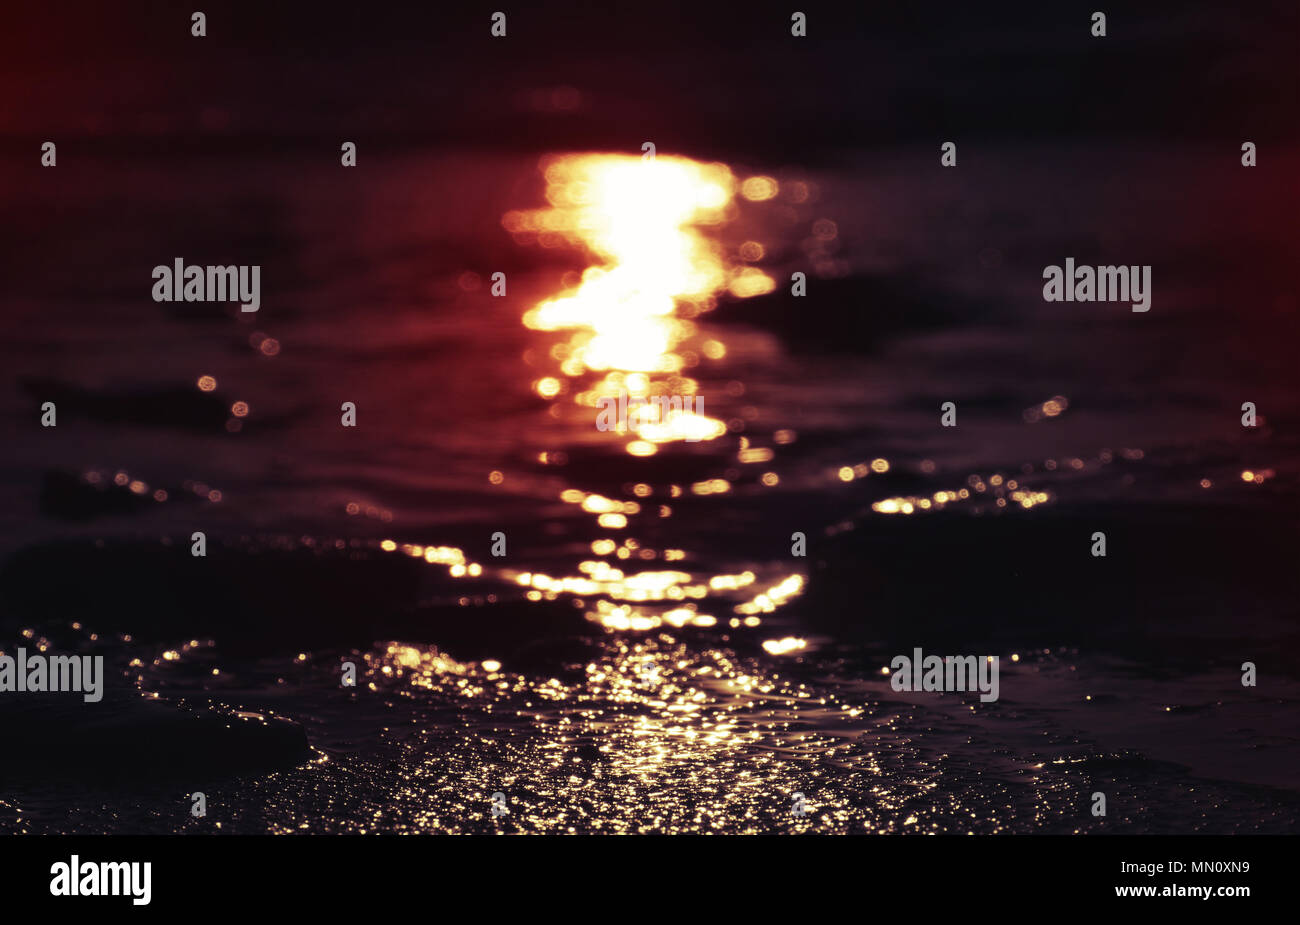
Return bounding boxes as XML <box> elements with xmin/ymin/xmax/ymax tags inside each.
<box><xmin>508</xmin><ymin>154</ymin><xmax>772</xmax><ymax>447</ymax></box>
<box><xmin>762</xmin><ymin>637</ymin><xmax>807</xmax><ymax>656</ymax></box>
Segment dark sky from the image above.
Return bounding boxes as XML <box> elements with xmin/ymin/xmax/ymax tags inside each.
<box><xmin>1</xmin><ymin>1</ymin><xmax>1295</xmax><ymax>160</ymax></box>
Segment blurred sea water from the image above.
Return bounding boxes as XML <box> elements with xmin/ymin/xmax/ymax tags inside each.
<box><xmin>0</xmin><ymin>142</ymin><xmax>1297</xmax><ymax>833</ymax></box>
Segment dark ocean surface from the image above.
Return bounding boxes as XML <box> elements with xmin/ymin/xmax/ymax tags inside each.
<box><xmin>0</xmin><ymin>140</ymin><xmax>1297</xmax><ymax>833</ymax></box>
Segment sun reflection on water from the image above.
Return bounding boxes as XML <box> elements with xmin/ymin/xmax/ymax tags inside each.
<box><xmin>505</xmin><ymin>153</ymin><xmax>774</xmax><ymax>451</ymax></box>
